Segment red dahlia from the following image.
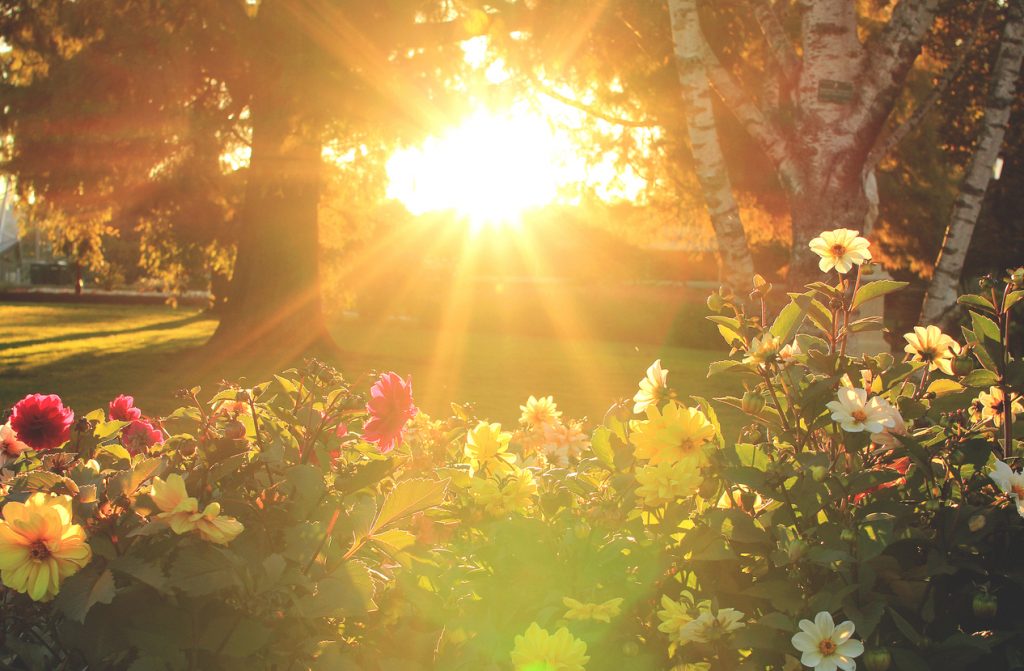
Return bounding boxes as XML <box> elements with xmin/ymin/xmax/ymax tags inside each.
<box><xmin>122</xmin><ymin>419</ymin><xmax>164</xmax><ymax>455</ymax></box>
<box><xmin>109</xmin><ymin>394</ymin><xmax>142</xmax><ymax>422</ymax></box>
<box><xmin>363</xmin><ymin>373</ymin><xmax>417</xmax><ymax>453</ymax></box>
<box><xmin>9</xmin><ymin>394</ymin><xmax>75</xmax><ymax>451</ymax></box>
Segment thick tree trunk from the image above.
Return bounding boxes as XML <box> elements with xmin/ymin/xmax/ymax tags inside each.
<box><xmin>920</xmin><ymin>2</ymin><xmax>1024</xmax><ymax>327</ymax></box>
<box><xmin>667</xmin><ymin>0</ymin><xmax>754</xmax><ymax>292</ymax></box>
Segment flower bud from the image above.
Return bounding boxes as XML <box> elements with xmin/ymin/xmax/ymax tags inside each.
<box><xmin>1010</xmin><ymin>267</ymin><xmax>1024</xmax><ymax>287</ymax></box>
<box><xmin>741</xmin><ymin>391</ymin><xmax>766</xmax><ymax>414</ymax></box>
<box><xmin>811</xmin><ymin>466</ymin><xmax>827</xmax><ymax>482</ymax></box>
<box><xmin>952</xmin><ymin>355</ymin><xmax>975</xmax><ymax>376</ymax></box>
<box><xmin>863</xmin><ymin>647</ymin><xmax>892</xmax><ymax>671</ymax></box>
<box><xmin>786</xmin><ymin>539</ymin><xmax>808</xmax><ymax>562</ymax></box>
<box><xmin>706</xmin><ymin>293</ymin><xmax>725</xmax><ymax>313</ymax></box>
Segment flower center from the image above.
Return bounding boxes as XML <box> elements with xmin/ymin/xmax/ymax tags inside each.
<box><xmin>818</xmin><ymin>638</ymin><xmax>837</xmax><ymax>656</ymax></box>
<box><xmin>29</xmin><ymin>540</ymin><xmax>50</xmax><ymax>561</ymax></box>
<box><xmin>830</xmin><ymin>244</ymin><xmax>847</xmax><ymax>258</ymax></box>
<box><xmin>918</xmin><ymin>347</ymin><xmax>937</xmax><ymax>362</ymax></box>
<box><xmin>991</xmin><ymin>399</ymin><xmax>1005</xmax><ymax>414</ymax></box>
<box><xmin>852</xmin><ymin>410</ymin><xmax>868</xmax><ymax>422</ymax></box>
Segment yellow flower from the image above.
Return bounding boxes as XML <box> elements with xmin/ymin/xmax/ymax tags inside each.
<box><xmin>540</xmin><ymin>420</ymin><xmax>589</xmax><ymax>468</ymax></box>
<box><xmin>743</xmin><ymin>334</ymin><xmax>780</xmax><ymax>367</ymax></box>
<box><xmin>635</xmin><ymin>460</ymin><xmax>703</xmax><ymax>507</ymax></box>
<box><xmin>0</xmin><ymin>493</ymin><xmax>92</xmax><ymax>601</ymax></box>
<box><xmin>563</xmin><ymin>596</ymin><xmax>624</xmax><ymax>623</ymax></box>
<box><xmin>808</xmin><ymin>228</ymin><xmax>871</xmax><ymax>274</ymax></box>
<box><xmin>631</xmin><ymin>403</ymin><xmax>715</xmax><ymax>466</ymax></box>
<box><xmin>679</xmin><ymin>608</ymin><xmax>745</xmax><ymax>643</ymax></box>
<box><xmin>465</xmin><ymin>421</ymin><xmax>515</xmax><ymax>473</ymax></box>
<box><xmin>194</xmin><ymin>502</ymin><xmax>244</xmax><ymax>545</ymax></box>
<box><xmin>150</xmin><ymin>474</ymin><xmax>243</xmax><ymax>544</ymax></box>
<box><xmin>510</xmin><ymin>622</ymin><xmax>589</xmax><ymax>671</ymax></box>
<box><xmin>633</xmin><ymin>359</ymin><xmax>670</xmax><ymax>414</ymax></box>
<box><xmin>976</xmin><ymin>386</ymin><xmax>1024</xmax><ymax>427</ymax></box>
<box><xmin>657</xmin><ymin>595</ymin><xmax>693</xmax><ymax>643</ymax></box>
<box><xmin>903</xmin><ymin>325</ymin><xmax>960</xmax><ymax>375</ymax></box>
<box><xmin>520</xmin><ymin>396</ymin><xmax>562</xmax><ymax>430</ymax></box>
<box><xmin>469</xmin><ymin>467</ymin><xmax>538</xmax><ymax>516</ymax></box>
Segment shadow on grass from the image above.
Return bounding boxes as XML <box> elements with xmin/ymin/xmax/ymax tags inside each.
<box><xmin>1</xmin><ymin>314</ymin><xmax>207</xmax><ymax>350</ymax></box>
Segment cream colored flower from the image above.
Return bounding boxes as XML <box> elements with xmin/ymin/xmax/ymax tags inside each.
<box><xmin>635</xmin><ymin>460</ymin><xmax>703</xmax><ymax>507</ymax></box>
<box><xmin>679</xmin><ymin>608</ymin><xmax>746</xmax><ymax>643</ymax></box>
<box><xmin>903</xmin><ymin>325</ymin><xmax>960</xmax><ymax>375</ymax></box>
<box><xmin>826</xmin><ymin>388</ymin><xmax>896</xmax><ymax>434</ymax></box>
<box><xmin>808</xmin><ymin>229</ymin><xmax>871</xmax><ymax>274</ymax></box>
<box><xmin>563</xmin><ymin>596</ymin><xmax>624</xmax><ymax>623</ymax></box>
<box><xmin>520</xmin><ymin>395</ymin><xmax>562</xmax><ymax>430</ymax></box>
<box><xmin>632</xmin><ymin>403</ymin><xmax>715</xmax><ymax>466</ymax></box>
<box><xmin>869</xmin><ymin>402</ymin><xmax>907</xmax><ymax>448</ymax></box>
<box><xmin>0</xmin><ymin>422</ymin><xmax>28</xmax><ymax>470</ymax></box>
<box><xmin>989</xmin><ymin>459</ymin><xmax>1024</xmax><ymax>518</ymax></box>
<box><xmin>193</xmin><ymin>502</ymin><xmax>244</xmax><ymax>545</ymax></box>
<box><xmin>540</xmin><ymin>420</ymin><xmax>589</xmax><ymax>468</ymax></box>
<box><xmin>633</xmin><ymin>359</ymin><xmax>670</xmax><ymax>414</ymax></box>
<box><xmin>657</xmin><ymin>595</ymin><xmax>693</xmax><ymax>643</ymax></box>
<box><xmin>744</xmin><ymin>334</ymin><xmax>780</xmax><ymax>366</ymax></box>
<box><xmin>779</xmin><ymin>341</ymin><xmax>803</xmax><ymax>366</ymax></box>
<box><xmin>791</xmin><ymin>611</ymin><xmax>864</xmax><ymax>671</ymax></box>
<box><xmin>150</xmin><ymin>474</ymin><xmax>243</xmax><ymax>544</ymax></box>
<box><xmin>510</xmin><ymin>622</ymin><xmax>589</xmax><ymax>671</ymax></box>
<box><xmin>975</xmin><ymin>386</ymin><xmax>1023</xmax><ymax>427</ymax></box>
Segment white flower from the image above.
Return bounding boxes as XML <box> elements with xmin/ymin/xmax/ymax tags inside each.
<box><xmin>826</xmin><ymin>388</ymin><xmax>897</xmax><ymax>434</ymax></box>
<box><xmin>989</xmin><ymin>459</ymin><xmax>1024</xmax><ymax>518</ymax></box>
<box><xmin>743</xmin><ymin>334</ymin><xmax>780</xmax><ymax>366</ymax></box>
<box><xmin>779</xmin><ymin>341</ymin><xmax>803</xmax><ymax>366</ymax></box>
<box><xmin>903</xmin><ymin>325</ymin><xmax>960</xmax><ymax>375</ymax></box>
<box><xmin>519</xmin><ymin>395</ymin><xmax>561</xmax><ymax>430</ymax></box>
<box><xmin>808</xmin><ymin>229</ymin><xmax>872</xmax><ymax>274</ymax></box>
<box><xmin>869</xmin><ymin>402</ymin><xmax>907</xmax><ymax>448</ymax></box>
<box><xmin>540</xmin><ymin>420</ymin><xmax>589</xmax><ymax>468</ymax></box>
<box><xmin>633</xmin><ymin>359</ymin><xmax>669</xmax><ymax>414</ymax></box>
<box><xmin>791</xmin><ymin>611</ymin><xmax>864</xmax><ymax>671</ymax></box>
<box><xmin>679</xmin><ymin>608</ymin><xmax>746</xmax><ymax>643</ymax></box>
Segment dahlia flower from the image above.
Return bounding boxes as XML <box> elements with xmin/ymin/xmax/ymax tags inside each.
<box><xmin>903</xmin><ymin>325</ymin><xmax>960</xmax><ymax>375</ymax></box>
<box><xmin>631</xmin><ymin>403</ymin><xmax>715</xmax><ymax>466</ymax></box>
<box><xmin>10</xmin><ymin>394</ymin><xmax>74</xmax><ymax>451</ymax></box>
<box><xmin>122</xmin><ymin>419</ymin><xmax>164</xmax><ymax>455</ymax></box>
<box><xmin>363</xmin><ymin>372</ymin><xmax>418</xmax><ymax>453</ymax></box>
<box><xmin>634</xmin><ymin>460</ymin><xmax>703</xmax><ymax>507</ymax></box>
<box><xmin>510</xmin><ymin>622</ymin><xmax>589</xmax><ymax>671</ymax></box>
<box><xmin>791</xmin><ymin>611</ymin><xmax>864</xmax><ymax>671</ymax></box>
<box><xmin>0</xmin><ymin>422</ymin><xmax>28</xmax><ymax>470</ymax></box>
<box><xmin>679</xmin><ymin>608</ymin><xmax>745</xmax><ymax>643</ymax></box>
<box><xmin>0</xmin><ymin>493</ymin><xmax>92</xmax><ymax>601</ymax></box>
<box><xmin>975</xmin><ymin>386</ymin><xmax>1023</xmax><ymax>427</ymax></box>
<box><xmin>808</xmin><ymin>229</ymin><xmax>872</xmax><ymax>274</ymax></box>
<box><xmin>633</xmin><ymin>359</ymin><xmax>670</xmax><ymax>414</ymax></box>
<box><xmin>108</xmin><ymin>394</ymin><xmax>142</xmax><ymax>422</ymax></box>
<box><xmin>989</xmin><ymin>459</ymin><xmax>1024</xmax><ymax>518</ymax></box>
<box><xmin>562</xmin><ymin>596</ymin><xmax>623</xmax><ymax>623</ymax></box>
<box><xmin>519</xmin><ymin>395</ymin><xmax>562</xmax><ymax>429</ymax></box>
<box><xmin>826</xmin><ymin>388</ymin><xmax>897</xmax><ymax>434</ymax></box>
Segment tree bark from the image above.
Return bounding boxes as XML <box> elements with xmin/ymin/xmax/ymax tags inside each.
<box><xmin>209</xmin><ymin>3</ymin><xmax>334</xmax><ymax>358</ymax></box>
<box><xmin>920</xmin><ymin>1</ymin><xmax>1024</xmax><ymax>328</ymax></box>
<box><xmin>667</xmin><ymin>0</ymin><xmax>754</xmax><ymax>291</ymax></box>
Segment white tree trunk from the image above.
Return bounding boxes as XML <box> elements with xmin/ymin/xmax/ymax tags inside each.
<box><xmin>667</xmin><ymin>0</ymin><xmax>754</xmax><ymax>291</ymax></box>
<box><xmin>920</xmin><ymin>2</ymin><xmax>1024</xmax><ymax>327</ymax></box>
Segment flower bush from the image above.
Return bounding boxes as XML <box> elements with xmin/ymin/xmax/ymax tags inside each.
<box><xmin>0</xmin><ymin>234</ymin><xmax>1022</xmax><ymax>670</ymax></box>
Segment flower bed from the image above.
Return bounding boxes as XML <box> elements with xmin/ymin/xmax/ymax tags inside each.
<box><xmin>0</xmin><ymin>231</ymin><xmax>1022</xmax><ymax>670</ymax></box>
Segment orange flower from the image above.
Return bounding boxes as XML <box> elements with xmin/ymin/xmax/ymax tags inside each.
<box><xmin>0</xmin><ymin>493</ymin><xmax>92</xmax><ymax>601</ymax></box>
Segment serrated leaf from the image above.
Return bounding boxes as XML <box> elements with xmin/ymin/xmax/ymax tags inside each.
<box><xmin>55</xmin><ymin>564</ymin><xmax>116</xmax><ymax>623</ymax></box>
<box><xmin>957</xmin><ymin>294</ymin><xmax>997</xmax><ymax>312</ymax></box>
<box><xmin>590</xmin><ymin>426</ymin><xmax>615</xmax><ymax>468</ymax></box>
<box><xmin>769</xmin><ymin>300</ymin><xmax>807</xmax><ymax>343</ymax></box>
<box><xmin>852</xmin><ymin>280</ymin><xmax>908</xmax><ymax>310</ymax></box>
<box><xmin>127</xmin><ymin>457</ymin><xmax>164</xmax><ymax>496</ymax></box>
<box><xmin>962</xmin><ymin>369</ymin><xmax>999</xmax><ymax>387</ymax></box>
<box><xmin>371</xmin><ymin>528</ymin><xmax>416</xmax><ymax>551</ymax></box>
<box><xmin>707</xmin><ymin>360</ymin><xmax>755</xmax><ymax>377</ymax></box>
<box><xmin>926</xmin><ymin>379</ymin><xmax>964</xmax><ymax>396</ymax></box>
<box><xmin>168</xmin><ymin>544</ymin><xmax>239</xmax><ymax>597</ymax></box>
<box><xmin>98</xmin><ymin>443</ymin><xmax>132</xmax><ymax>462</ymax></box>
<box><xmin>372</xmin><ymin>478</ymin><xmax>448</xmax><ymax>533</ymax></box>
<box><xmin>1004</xmin><ymin>290</ymin><xmax>1024</xmax><ymax>312</ymax></box>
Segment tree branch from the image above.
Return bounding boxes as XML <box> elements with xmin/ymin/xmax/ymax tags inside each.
<box><xmin>748</xmin><ymin>0</ymin><xmax>799</xmax><ymax>82</ymax></box>
<box><xmin>531</xmin><ymin>78</ymin><xmax>658</xmax><ymax>128</ymax></box>
<box><xmin>851</xmin><ymin>0</ymin><xmax>941</xmax><ymax>137</ymax></box>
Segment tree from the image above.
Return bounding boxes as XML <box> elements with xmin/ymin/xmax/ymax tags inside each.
<box><xmin>0</xmin><ymin>0</ymin><xmax>482</xmax><ymax>355</ymax></box>
<box><xmin>920</xmin><ymin>0</ymin><xmax>1024</xmax><ymax>327</ymax></box>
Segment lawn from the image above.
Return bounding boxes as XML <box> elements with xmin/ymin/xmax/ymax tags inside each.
<box><xmin>0</xmin><ymin>301</ymin><xmax>734</xmax><ymax>426</ymax></box>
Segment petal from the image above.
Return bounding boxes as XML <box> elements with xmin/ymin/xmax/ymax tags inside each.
<box><xmin>814</xmin><ymin>611</ymin><xmax>835</xmax><ymax>638</ymax></box>
<box><xmin>817</xmin><ymin>659</ymin><xmax>838</xmax><ymax>671</ymax></box>
<box><xmin>792</xmin><ymin>632</ymin><xmax>819</xmax><ymax>653</ymax></box>
<box><xmin>832</xmin><ymin>620</ymin><xmax>855</xmax><ymax>644</ymax></box>
<box><xmin>801</xmin><ymin>651</ymin><xmax>823</xmax><ymax>668</ymax></box>
<box><xmin>837</xmin><ymin>639</ymin><xmax>864</xmax><ymax>658</ymax></box>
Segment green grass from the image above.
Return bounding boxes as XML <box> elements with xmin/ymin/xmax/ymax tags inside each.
<box><xmin>0</xmin><ymin>302</ymin><xmax>734</xmax><ymax>425</ymax></box>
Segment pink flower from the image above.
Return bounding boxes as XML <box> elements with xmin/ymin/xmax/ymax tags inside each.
<box><xmin>109</xmin><ymin>394</ymin><xmax>142</xmax><ymax>422</ymax></box>
<box><xmin>362</xmin><ymin>373</ymin><xmax>417</xmax><ymax>453</ymax></box>
<box><xmin>122</xmin><ymin>419</ymin><xmax>164</xmax><ymax>455</ymax></box>
<box><xmin>0</xmin><ymin>422</ymin><xmax>29</xmax><ymax>469</ymax></box>
<box><xmin>9</xmin><ymin>394</ymin><xmax>74</xmax><ymax>451</ymax></box>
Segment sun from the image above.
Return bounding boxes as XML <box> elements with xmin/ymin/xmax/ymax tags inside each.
<box><xmin>385</xmin><ymin>103</ymin><xmax>582</xmax><ymax>231</ymax></box>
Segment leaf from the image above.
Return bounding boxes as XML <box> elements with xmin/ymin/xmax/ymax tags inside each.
<box><xmin>295</xmin><ymin>561</ymin><xmax>376</xmax><ymax>618</ymax></box>
<box><xmin>21</xmin><ymin>470</ymin><xmax>63</xmax><ymax>492</ymax></box>
<box><xmin>707</xmin><ymin>360</ymin><xmax>756</xmax><ymax>378</ymax></box>
<box><xmin>372</xmin><ymin>478</ymin><xmax>448</xmax><ymax>533</ymax></box>
<box><xmin>98</xmin><ymin>443</ymin><xmax>133</xmax><ymax>462</ymax></box>
<box><xmin>127</xmin><ymin>457</ymin><xmax>165</xmax><ymax>496</ymax></box>
<box><xmin>93</xmin><ymin>419</ymin><xmax>129</xmax><ymax>441</ymax></box>
<box><xmin>371</xmin><ymin>528</ymin><xmax>417</xmax><ymax>552</ymax></box>
<box><xmin>962</xmin><ymin>369</ymin><xmax>999</xmax><ymax>388</ymax></box>
<box><xmin>851</xmin><ymin>280</ymin><xmax>909</xmax><ymax>310</ymax></box>
<box><xmin>1004</xmin><ymin>289</ymin><xmax>1024</xmax><ymax>312</ymax></box>
<box><xmin>590</xmin><ymin>426</ymin><xmax>615</xmax><ymax>468</ymax></box>
<box><xmin>109</xmin><ymin>555</ymin><xmax>169</xmax><ymax>593</ymax></box>
<box><xmin>926</xmin><ymin>379</ymin><xmax>964</xmax><ymax>396</ymax></box>
<box><xmin>55</xmin><ymin>564</ymin><xmax>116</xmax><ymax>623</ymax></box>
<box><xmin>769</xmin><ymin>300</ymin><xmax>806</xmax><ymax>343</ymax></box>
<box><xmin>167</xmin><ymin>544</ymin><xmax>240</xmax><ymax>597</ymax></box>
<box><xmin>957</xmin><ymin>294</ymin><xmax>996</xmax><ymax>313</ymax></box>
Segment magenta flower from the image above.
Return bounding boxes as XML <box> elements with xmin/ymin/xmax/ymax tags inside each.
<box><xmin>109</xmin><ymin>394</ymin><xmax>143</xmax><ymax>422</ymax></box>
<box><xmin>10</xmin><ymin>394</ymin><xmax>75</xmax><ymax>451</ymax></box>
<box><xmin>121</xmin><ymin>419</ymin><xmax>164</xmax><ymax>455</ymax></box>
<box><xmin>363</xmin><ymin>373</ymin><xmax>417</xmax><ymax>453</ymax></box>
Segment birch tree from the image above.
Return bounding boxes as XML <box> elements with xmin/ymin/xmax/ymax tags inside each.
<box><xmin>667</xmin><ymin>0</ymin><xmax>754</xmax><ymax>290</ymax></box>
<box><xmin>920</xmin><ymin>0</ymin><xmax>1024</xmax><ymax>327</ymax></box>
